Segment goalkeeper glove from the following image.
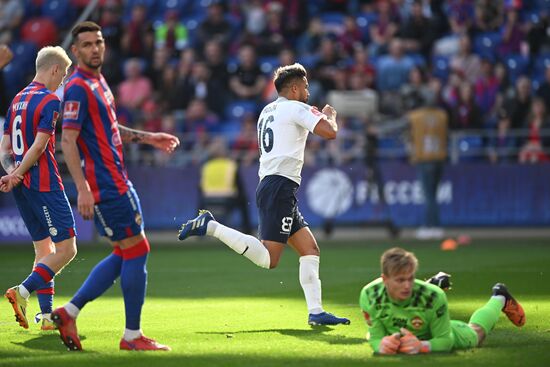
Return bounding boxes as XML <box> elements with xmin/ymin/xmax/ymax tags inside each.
<box><xmin>398</xmin><ymin>328</ymin><xmax>430</xmax><ymax>354</ymax></box>
<box><xmin>426</xmin><ymin>271</ymin><xmax>452</xmax><ymax>291</ymax></box>
<box><xmin>379</xmin><ymin>333</ymin><xmax>401</xmax><ymax>355</ymax></box>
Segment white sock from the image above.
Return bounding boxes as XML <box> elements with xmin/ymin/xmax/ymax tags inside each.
<box><xmin>124</xmin><ymin>328</ymin><xmax>142</xmax><ymax>341</ymax></box>
<box><xmin>299</xmin><ymin>255</ymin><xmax>324</xmax><ymax>314</ymax></box>
<box><xmin>491</xmin><ymin>295</ymin><xmax>506</xmax><ymax>308</ymax></box>
<box><xmin>207</xmin><ymin>221</ymin><xmax>270</xmax><ymax>269</ymax></box>
<box><xmin>64</xmin><ymin>302</ymin><xmax>80</xmax><ymax>319</ymax></box>
<box><xmin>18</xmin><ymin>285</ymin><xmax>30</xmax><ymax>299</ymax></box>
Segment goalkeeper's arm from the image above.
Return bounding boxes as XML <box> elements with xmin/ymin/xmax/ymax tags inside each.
<box><xmin>424</xmin><ymin>291</ymin><xmax>454</xmax><ymax>352</ymax></box>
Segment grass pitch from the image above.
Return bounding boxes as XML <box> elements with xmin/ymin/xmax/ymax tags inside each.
<box><xmin>0</xmin><ymin>238</ymin><xmax>549</xmax><ymax>367</ymax></box>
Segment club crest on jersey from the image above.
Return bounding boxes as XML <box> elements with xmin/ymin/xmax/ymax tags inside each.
<box><xmin>52</xmin><ymin>111</ymin><xmax>59</xmax><ymax>128</ymax></box>
<box><xmin>411</xmin><ymin>316</ymin><xmax>424</xmax><ymax>330</ymax></box>
<box><xmin>49</xmin><ymin>227</ymin><xmax>58</xmax><ymax>236</ymax></box>
<box><xmin>63</xmin><ymin>101</ymin><xmax>80</xmax><ymax>120</ymax></box>
<box><xmin>310</xmin><ymin>107</ymin><xmax>322</xmax><ymax>116</ymax></box>
<box><xmin>363</xmin><ymin>311</ymin><xmax>372</xmax><ymax>326</ymax></box>
<box><xmin>112</xmin><ymin>131</ymin><xmax>122</xmax><ymax>146</ymax></box>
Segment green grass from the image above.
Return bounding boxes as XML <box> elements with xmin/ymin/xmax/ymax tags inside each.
<box><xmin>1</xmin><ymin>239</ymin><xmax>549</xmax><ymax>367</ymax></box>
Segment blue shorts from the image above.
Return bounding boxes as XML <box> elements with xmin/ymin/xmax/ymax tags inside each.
<box><xmin>256</xmin><ymin>175</ymin><xmax>308</xmax><ymax>243</ymax></box>
<box><xmin>13</xmin><ymin>186</ymin><xmax>76</xmax><ymax>243</ymax></box>
<box><xmin>93</xmin><ymin>187</ymin><xmax>144</xmax><ymax>241</ymax></box>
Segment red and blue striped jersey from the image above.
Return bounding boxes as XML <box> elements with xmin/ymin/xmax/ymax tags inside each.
<box><xmin>3</xmin><ymin>81</ymin><xmax>64</xmax><ymax>192</ymax></box>
<box><xmin>62</xmin><ymin>67</ymin><xmax>130</xmax><ymax>203</ymax></box>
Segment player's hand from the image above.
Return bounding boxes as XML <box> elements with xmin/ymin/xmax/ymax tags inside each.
<box><xmin>148</xmin><ymin>132</ymin><xmax>180</xmax><ymax>154</ymax></box>
<box><xmin>426</xmin><ymin>271</ymin><xmax>452</xmax><ymax>291</ymax></box>
<box><xmin>321</xmin><ymin>104</ymin><xmax>337</xmax><ymax>120</ymax></box>
<box><xmin>0</xmin><ymin>173</ymin><xmax>23</xmax><ymax>192</ymax></box>
<box><xmin>0</xmin><ymin>45</ymin><xmax>13</xmax><ymax>70</ymax></box>
<box><xmin>398</xmin><ymin>328</ymin><xmax>427</xmax><ymax>354</ymax></box>
<box><xmin>77</xmin><ymin>188</ymin><xmax>95</xmax><ymax>220</ymax></box>
<box><xmin>379</xmin><ymin>333</ymin><xmax>401</xmax><ymax>355</ymax></box>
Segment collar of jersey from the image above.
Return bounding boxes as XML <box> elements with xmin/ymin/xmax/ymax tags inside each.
<box><xmin>76</xmin><ymin>66</ymin><xmax>99</xmax><ymax>79</ymax></box>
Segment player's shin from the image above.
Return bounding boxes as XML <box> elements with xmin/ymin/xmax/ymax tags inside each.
<box><xmin>299</xmin><ymin>255</ymin><xmax>323</xmax><ymax>314</ymax></box>
<box><xmin>209</xmin><ymin>221</ymin><xmax>270</xmax><ymax>269</ymax></box>
<box><xmin>469</xmin><ymin>298</ymin><xmax>502</xmax><ymax>334</ymax></box>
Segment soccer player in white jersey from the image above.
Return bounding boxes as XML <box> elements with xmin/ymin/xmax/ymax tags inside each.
<box><xmin>178</xmin><ymin>63</ymin><xmax>350</xmax><ymax>326</ymax></box>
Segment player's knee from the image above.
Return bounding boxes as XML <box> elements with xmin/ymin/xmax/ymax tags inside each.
<box><xmin>469</xmin><ymin>323</ymin><xmax>486</xmax><ymax>346</ymax></box>
<box><xmin>56</xmin><ymin>238</ymin><xmax>77</xmax><ymax>263</ymax></box>
<box><xmin>269</xmin><ymin>258</ymin><xmax>279</xmax><ymax>269</ymax></box>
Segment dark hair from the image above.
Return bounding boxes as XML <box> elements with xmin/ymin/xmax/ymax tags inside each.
<box><xmin>273</xmin><ymin>63</ymin><xmax>307</xmax><ymax>92</ymax></box>
<box><xmin>71</xmin><ymin>21</ymin><xmax>101</xmax><ymax>44</ymax></box>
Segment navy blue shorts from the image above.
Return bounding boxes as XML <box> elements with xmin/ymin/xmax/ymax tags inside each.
<box><xmin>93</xmin><ymin>186</ymin><xmax>144</xmax><ymax>241</ymax></box>
<box><xmin>256</xmin><ymin>175</ymin><xmax>308</xmax><ymax>243</ymax></box>
<box><xmin>13</xmin><ymin>186</ymin><xmax>76</xmax><ymax>243</ymax></box>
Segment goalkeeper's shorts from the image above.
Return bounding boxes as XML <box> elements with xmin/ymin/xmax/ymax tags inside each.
<box><xmin>450</xmin><ymin>320</ymin><xmax>478</xmax><ymax>349</ymax></box>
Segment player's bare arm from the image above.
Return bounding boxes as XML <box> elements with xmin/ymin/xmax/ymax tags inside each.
<box><xmin>313</xmin><ymin>104</ymin><xmax>338</xmax><ymax>140</ymax></box>
<box><xmin>0</xmin><ymin>134</ymin><xmax>16</xmax><ymax>174</ymax></box>
<box><xmin>62</xmin><ymin>128</ymin><xmax>95</xmax><ymax>220</ymax></box>
<box><xmin>119</xmin><ymin>125</ymin><xmax>180</xmax><ymax>153</ymax></box>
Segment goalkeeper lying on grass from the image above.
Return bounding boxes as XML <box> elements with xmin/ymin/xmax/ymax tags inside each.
<box><xmin>359</xmin><ymin>247</ymin><xmax>525</xmax><ymax>355</ymax></box>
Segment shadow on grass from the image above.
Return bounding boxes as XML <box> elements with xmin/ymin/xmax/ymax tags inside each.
<box><xmin>12</xmin><ymin>334</ymin><xmax>90</xmax><ymax>353</ymax></box>
<box><xmin>198</xmin><ymin>326</ymin><xmax>365</xmax><ymax>345</ymax></box>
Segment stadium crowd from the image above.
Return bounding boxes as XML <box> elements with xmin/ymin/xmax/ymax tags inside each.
<box><xmin>2</xmin><ymin>0</ymin><xmax>550</xmax><ymax>167</ymax></box>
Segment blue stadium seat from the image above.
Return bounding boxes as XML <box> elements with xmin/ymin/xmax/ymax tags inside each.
<box><xmin>41</xmin><ymin>0</ymin><xmax>76</xmax><ymax>29</ymax></box>
<box><xmin>473</xmin><ymin>32</ymin><xmax>501</xmax><ymax>60</ymax></box>
<box><xmin>457</xmin><ymin>136</ymin><xmax>484</xmax><ymax>162</ymax></box>
<box><xmin>355</xmin><ymin>15</ymin><xmax>371</xmax><ymax>42</ymax></box>
<box><xmin>224</xmin><ymin>101</ymin><xmax>258</xmax><ymax>120</ymax></box>
<box><xmin>9</xmin><ymin>41</ymin><xmax>38</xmax><ymax>73</ymax></box>
<box><xmin>258</xmin><ymin>56</ymin><xmax>279</xmax><ymax>75</ymax></box>
<box><xmin>503</xmin><ymin>54</ymin><xmax>530</xmax><ymax>83</ymax></box>
<box><xmin>537</xmin><ymin>0</ymin><xmax>550</xmax><ymax>10</ymax></box>
<box><xmin>534</xmin><ymin>52</ymin><xmax>550</xmax><ymax>75</ymax></box>
<box><xmin>3</xmin><ymin>63</ymin><xmax>27</xmax><ymax>99</ymax></box>
<box><xmin>297</xmin><ymin>54</ymin><xmax>319</xmax><ymax>69</ymax></box>
<box><xmin>155</xmin><ymin>0</ymin><xmax>193</xmax><ymax>20</ymax></box>
<box><xmin>408</xmin><ymin>53</ymin><xmax>426</xmax><ymax>67</ymax></box>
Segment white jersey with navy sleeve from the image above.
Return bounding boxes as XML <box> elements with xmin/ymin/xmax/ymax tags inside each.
<box><xmin>257</xmin><ymin>97</ymin><xmax>325</xmax><ymax>184</ymax></box>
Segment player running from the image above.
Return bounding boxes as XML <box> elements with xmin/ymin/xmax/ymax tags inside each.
<box><xmin>359</xmin><ymin>247</ymin><xmax>525</xmax><ymax>354</ymax></box>
<box><xmin>51</xmin><ymin>21</ymin><xmax>179</xmax><ymax>351</ymax></box>
<box><xmin>178</xmin><ymin>63</ymin><xmax>350</xmax><ymax>326</ymax></box>
<box><xmin>1</xmin><ymin>46</ymin><xmax>77</xmax><ymax>331</ymax></box>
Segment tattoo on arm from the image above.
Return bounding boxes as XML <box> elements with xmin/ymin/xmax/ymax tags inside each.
<box><xmin>0</xmin><ymin>152</ymin><xmax>15</xmax><ymax>174</ymax></box>
<box><xmin>119</xmin><ymin>125</ymin><xmax>149</xmax><ymax>144</ymax></box>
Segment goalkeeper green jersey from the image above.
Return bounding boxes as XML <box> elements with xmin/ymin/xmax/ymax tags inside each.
<box><xmin>359</xmin><ymin>278</ymin><xmax>458</xmax><ymax>352</ymax></box>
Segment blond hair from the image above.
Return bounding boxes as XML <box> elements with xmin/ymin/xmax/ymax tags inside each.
<box><xmin>36</xmin><ymin>46</ymin><xmax>72</xmax><ymax>71</ymax></box>
<box><xmin>381</xmin><ymin>247</ymin><xmax>418</xmax><ymax>276</ymax></box>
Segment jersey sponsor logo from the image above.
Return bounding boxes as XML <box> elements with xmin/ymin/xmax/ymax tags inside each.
<box><xmin>52</xmin><ymin>111</ymin><xmax>59</xmax><ymax>128</ymax></box>
<box><xmin>135</xmin><ymin>213</ymin><xmax>142</xmax><ymax>226</ymax></box>
<box><xmin>63</xmin><ymin>101</ymin><xmax>80</xmax><ymax>120</ymax></box>
<box><xmin>411</xmin><ymin>316</ymin><xmax>424</xmax><ymax>329</ymax></box>
<box><xmin>392</xmin><ymin>317</ymin><xmax>408</xmax><ymax>329</ymax></box>
<box><xmin>310</xmin><ymin>107</ymin><xmax>322</xmax><ymax>116</ymax></box>
<box><xmin>280</xmin><ymin>217</ymin><xmax>293</xmax><ymax>233</ymax></box>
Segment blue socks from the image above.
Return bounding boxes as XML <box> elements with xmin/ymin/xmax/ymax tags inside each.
<box><xmin>36</xmin><ymin>280</ymin><xmax>54</xmax><ymax>314</ymax></box>
<box><xmin>21</xmin><ymin>263</ymin><xmax>55</xmax><ymax>294</ymax></box>
<box><xmin>70</xmin><ymin>247</ymin><xmax>123</xmax><ymax>309</ymax></box>
<box><xmin>120</xmin><ymin>239</ymin><xmax>150</xmax><ymax>330</ymax></box>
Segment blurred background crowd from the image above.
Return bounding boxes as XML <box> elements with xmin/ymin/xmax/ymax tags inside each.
<box><xmin>2</xmin><ymin>0</ymin><xmax>550</xmax><ymax>168</ymax></box>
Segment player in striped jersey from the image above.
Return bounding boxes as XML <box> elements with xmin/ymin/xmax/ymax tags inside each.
<box><xmin>359</xmin><ymin>247</ymin><xmax>525</xmax><ymax>354</ymax></box>
<box><xmin>1</xmin><ymin>46</ymin><xmax>77</xmax><ymax>331</ymax></box>
<box><xmin>51</xmin><ymin>21</ymin><xmax>179</xmax><ymax>352</ymax></box>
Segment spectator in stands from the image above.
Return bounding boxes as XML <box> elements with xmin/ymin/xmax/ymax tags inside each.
<box><xmin>148</xmin><ymin>46</ymin><xmax>173</xmax><ymax>90</ymax></box>
<box><xmin>487</xmin><ymin>110</ymin><xmax>517</xmax><ymax>163</ymax></box>
<box><xmin>154</xmin><ymin>11</ymin><xmax>189</xmax><ymax>57</ymax></box>
<box><xmin>121</xmin><ymin>4</ymin><xmax>154</xmax><ymax>59</ymax></box>
<box><xmin>204</xmin><ymin>39</ymin><xmax>230</xmax><ymax>91</ymax></box>
<box><xmin>401</xmin><ymin>66</ymin><xmax>431</xmax><ymax>113</ymax></box>
<box><xmin>503</xmin><ymin>76</ymin><xmax>532</xmax><ymax>129</ymax></box>
<box><xmin>117</xmin><ymin>58</ymin><xmax>153</xmax><ymax>122</ymax></box>
<box><xmin>241</xmin><ymin>0</ymin><xmax>266</xmax><ymax>36</ymax></box>
<box><xmin>312</xmin><ymin>36</ymin><xmax>344</xmax><ymax>94</ymax></box>
<box><xmin>348</xmin><ymin>46</ymin><xmax>376</xmax><ymax>90</ymax></box>
<box><xmin>296</xmin><ymin>17</ymin><xmax>324</xmax><ymax>56</ymax></box>
<box><xmin>399</xmin><ymin>0</ymin><xmax>436</xmax><ymax>57</ymax></box>
<box><xmin>526</xmin><ymin>12</ymin><xmax>550</xmax><ymax>55</ymax></box>
<box><xmin>376</xmin><ymin>38</ymin><xmax>414</xmax><ymax>92</ymax></box>
<box><xmin>518</xmin><ymin>98</ymin><xmax>550</xmax><ymax>163</ymax></box>
<box><xmin>0</xmin><ymin>0</ymin><xmax>23</xmax><ymax>40</ymax></box>
<box><xmin>197</xmin><ymin>2</ymin><xmax>232</xmax><ymax>50</ymax></box>
<box><xmin>498</xmin><ymin>7</ymin><xmax>525</xmax><ymax>57</ymax></box>
<box><xmin>0</xmin><ymin>44</ymin><xmax>13</xmax><ymax>113</ymax></box>
<box><xmin>450</xmin><ymin>82</ymin><xmax>483</xmax><ymax>130</ymax></box>
<box><xmin>183</xmin><ymin>98</ymin><xmax>219</xmax><ymax>134</ymax></box>
<box><xmin>536</xmin><ymin>66</ymin><xmax>550</xmax><ymax>110</ymax></box>
<box><xmin>475</xmin><ymin>59</ymin><xmax>500</xmax><ymax>120</ymax></box>
<box><xmin>447</xmin><ymin>0</ymin><xmax>474</xmax><ymax>35</ymax></box>
<box><xmin>232</xmin><ymin>112</ymin><xmax>259</xmax><ymax>167</ymax></box>
<box><xmin>229</xmin><ymin>44</ymin><xmax>266</xmax><ymax>101</ymax></box>
<box><xmin>256</xmin><ymin>2</ymin><xmax>288</xmax><ymax>56</ymax></box>
<box><xmin>474</xmin><ymin>0</ymin><xmax>503</xmax><ymax>32</ymax></box>
<box><xmin>368</xmin><ymin>0</ymin><xmax>399</xmax><ymax>57</ymax></box>
<box><xmin>262</xmin><ymin>47</ymin><xmax>296</xmax><ymax>103</ymax></box>
<box><xmin>188</xmin><ymin>61</ymin><xmax>227</xmax><ymax>116</ymax></box>
<box><xmin>339</xmin><ymin>15</ymin><xmax>363</xmax><ymax>56</ymax></box>
<box><xmin>157</xmin><ymin>63</ymin><xmax>180</xmax><ymax>112</ymax></box>
<box><xmin>450</xmin><ymin>35</ymin><xmax>481</xmax><ymax>84</ymax></box>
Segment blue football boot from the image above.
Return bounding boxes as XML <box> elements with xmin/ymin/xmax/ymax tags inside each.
<box><xmin>308</xmin><ymin>312</ymin><xmax>350</xmax><ymax>326</ymax></box>
<box><xmin>178</xmin><ymin>210</ymin><xmax>215</xmax><ymax>241</ymax></box>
